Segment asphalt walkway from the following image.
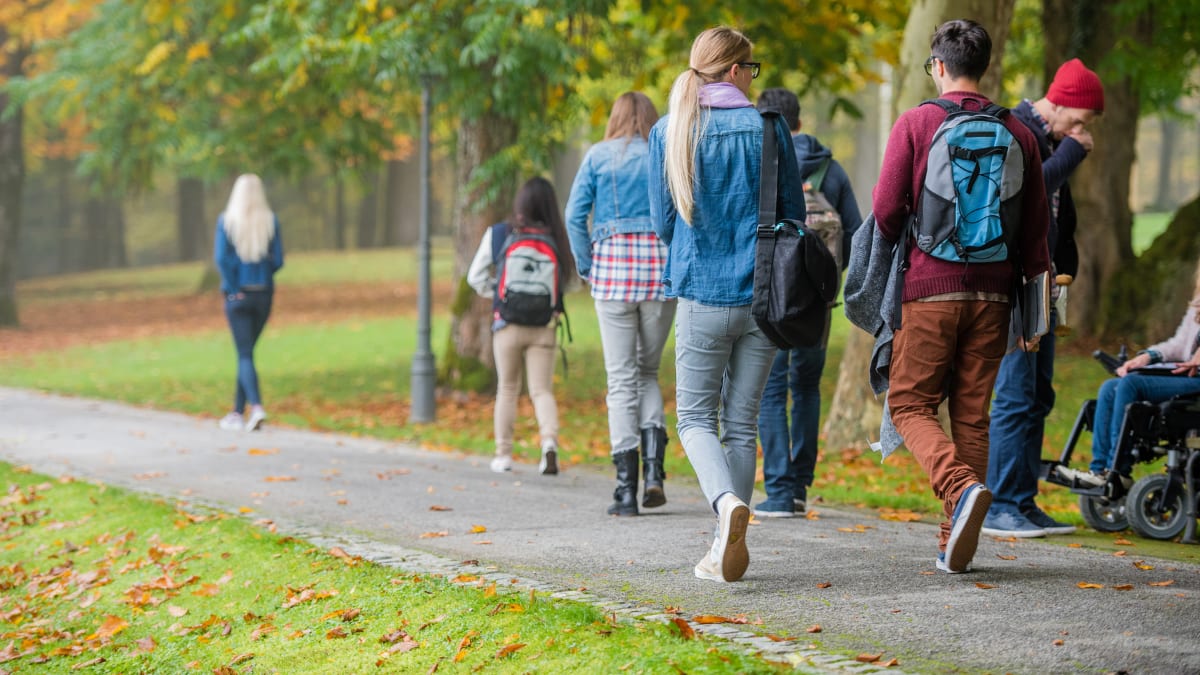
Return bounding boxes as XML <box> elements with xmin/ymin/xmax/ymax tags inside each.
<box><xmin>1</xmin><ymin>387</ymin><xmax>1197</xmax><ymax>674</ymax></box>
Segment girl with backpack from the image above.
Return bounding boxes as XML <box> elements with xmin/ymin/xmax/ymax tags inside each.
<box><xmin>648</xmin><ymin>27</ymin><xmax>804</xmax><ymax>582</ymax></box>
<box><xmin>564</xmin><ymin>92</ymin><xmax>677</xmax><ymax>517</ymax></box>
<box><xmin>467</xmin><ymin>177</ymin><xmax>577</xmax><ymax>475</ymax></box>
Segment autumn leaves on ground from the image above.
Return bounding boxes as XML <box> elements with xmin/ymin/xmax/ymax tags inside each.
<box><xmin>0</xmin><ymin>464</ymin><xmax>780</xmax><ymax>673</ymax></box>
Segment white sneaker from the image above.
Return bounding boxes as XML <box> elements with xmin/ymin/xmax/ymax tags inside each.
<box><xmin>538</xmin><ymin>442</ymin><xmax>558</xmax><ymax>475</ymax></box>
<box><xmin>1055</xmin><ymin>465</ymin><xmax>1105</xmax><ymax>488</ymax></box>
<box><xmin>490</xmin><ymin>455</ymin><xmax>513</xmax><ymax>473</ymax></box>
<box><xmin>244</xmin><ymin>406</ymin><xmax>267</xmax><ymax>431</ymax></box>
<box><xmin>714</xmin><ymin>494</ymin><xmax>750</xmax><ymax>582</ymax></box>
<box><xmin>693</xmin><ymin>539</ymin><xmax>725</xmax><ymax>582</ymax></box>
<box><xmin>218</xmin><ymin>412</ymin><xmax>243</xmax><ymax>431</ymax></box>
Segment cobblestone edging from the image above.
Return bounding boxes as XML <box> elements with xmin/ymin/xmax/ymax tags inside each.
<box><xmin>276</xmin><ymin>523</ymin><xmax>912</xmax><ymax>675</ymax></box>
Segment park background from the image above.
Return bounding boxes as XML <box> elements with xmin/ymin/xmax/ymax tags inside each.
<box><xmin>3</xmin><ymin>1</ymin><xmax>1200</xmax><ymax>520</ymax></box>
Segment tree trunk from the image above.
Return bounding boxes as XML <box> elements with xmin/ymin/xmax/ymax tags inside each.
<box><xmin>332</xmin><ymin>173</ymin><xmax>346</xmax><ymax>249</ymax></box>
<box><xmin>56</xmin><ymin>157</ymin><xmax>74</xmax><ymax>273</ymax></box>
<box><xmin>356</xmin><ymin>169</ymin><xmax>380</xmax><ymax>248</ymax></box>
<box><xmin>1044</xmin><ymin>0</ymin><xmax>1142</xmax><ymax>337</ymax></box>
<box><xmin>441</xmin><ymin>114</ymin><xmax>517</xmax><ymax>392</ymax></box>
<box><xmin>383</xmin><ymin>158</ymin><xmax>420</xmax><ymax>247</ymax></box>
<box><xmin>83</xmin><ymin>194</ymin><xmax>127</xmax><ymax>270</ymax></box>
<box><xmin>825</xmin><ymin>0</ymin><xmax>1015</xmax><ymax>449</ymax></box>
<box><xmin>0</xmin><ymin>35</ymin><xmax>27</xmax><ymax>326</ymax></box>
<box><xmin>176</xmin><ymin>177</ymin><xmax>207</xmax><ymax>262</ymax></box>
<box><xmin>1153</xmin><ymin>113</ymin><xmax>1178</xmax><ymax>211</ymax></box>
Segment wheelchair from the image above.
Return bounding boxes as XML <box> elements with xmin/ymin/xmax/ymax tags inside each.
<box><xmin>1040</xmin><ymin>351</ymin><xmax>1200</xmax><ymax>542</ymax></box>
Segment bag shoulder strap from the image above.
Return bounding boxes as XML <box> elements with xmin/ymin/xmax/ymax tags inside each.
<box><xmin>489</xmin><ymin>222</ymin><xmax>509</xmax><ymax>263</ymax></box>
<box><xmin>759</xmin><ymin>111</ymin><xmax>779</xmax><ymax>227</ymax></box>
<box><xmin>807</xmin><ymin>157</ymin><xmax>832</xmax><ymax>193</ymax></box>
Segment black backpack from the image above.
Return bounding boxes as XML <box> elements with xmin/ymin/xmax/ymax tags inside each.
<box><xmin>751</xmin><ymin>112</ymin><xmax>840</xmax><ymax>350</ymax></box>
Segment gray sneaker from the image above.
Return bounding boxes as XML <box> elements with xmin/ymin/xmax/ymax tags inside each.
<box><xmin>980</xmin><ymin>510</ymin><xmax>1046</xmax><ymax>538</ymax></box>
<box><xmin>1054</xmin><ymin>465</ymin><xmax>1105</xmax><ymax>488</ymax></box>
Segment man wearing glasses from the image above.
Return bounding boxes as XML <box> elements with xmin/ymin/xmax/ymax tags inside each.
<box><xmin>870</xmin><ymin>19</ymin><xmax>1050</xmax><ymax>574</ymax></box>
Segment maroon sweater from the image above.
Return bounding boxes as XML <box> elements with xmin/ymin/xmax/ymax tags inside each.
<box><xmin>872</xmin><ymin>91</ymin><xmax>1051</xmax><ymax>301</ymax></box>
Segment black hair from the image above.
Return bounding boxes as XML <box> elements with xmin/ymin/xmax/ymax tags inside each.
<box><xmin>755</xmin><ymin>87</ymin><xmax>800</xmax><ymax>131</ymax></box>
<box><xmin>930</xmin><ymin>19</ymin><xmax>991</xmax><ymax>82</ymax></box>
<box><xmin>512</xmin><ymin>176</ymin><xmax>577</xmax><ymax>283</ymax></box>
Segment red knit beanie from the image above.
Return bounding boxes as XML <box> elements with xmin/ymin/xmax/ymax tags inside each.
<box><xmin>1046</xmin><ymin>58</ymin><xmax>1104</xmax><ymax>112</ymax></box>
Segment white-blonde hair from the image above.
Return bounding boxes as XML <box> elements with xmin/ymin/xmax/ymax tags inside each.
<box><xmin>664</xmin><ymin>26</ymin><xmax>752</xmax><ymax>223</ymax></box>
<box><xmin>222</xmin><ymin>174</ymin><xmax>275</xmax><ymax>262</ymax></box>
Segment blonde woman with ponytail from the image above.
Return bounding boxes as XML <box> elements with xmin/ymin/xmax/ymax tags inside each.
<box><xmin>214</xmin><ymin>174</ymin><xmax>284</xmax><ymax>432</ymax></box>
<box><xmin>648</xmin><ymin>26</ymin><xmax>804</xmax><ymax>583</ymax></box>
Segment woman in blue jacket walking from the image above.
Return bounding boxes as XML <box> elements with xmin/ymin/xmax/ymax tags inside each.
<box><xmin>565</xmin><ymin>92</ymin><xmax>677</xmax><ymax>517</ymax></box>
<box><xmin>214</xmin><ymin>174</ymin><xmax>284</xmax><ymax>431</ymax></box>
<box><xmin>649</xmin><ymin>27</ymin><xmax>803</xmax><ymax>582</ymax></box>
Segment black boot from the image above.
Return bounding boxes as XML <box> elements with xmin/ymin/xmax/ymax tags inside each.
<box><xmin>641</xmin><ymin>427</ymin><xmax>668</xmax><ymax>508</ymax></box>
<box><xmin>607</xmin><ymin>450</ymin><xmax>639</xmax><ymax>516</ymax></box>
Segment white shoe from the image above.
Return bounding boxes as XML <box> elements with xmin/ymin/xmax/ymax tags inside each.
<box><xmin>714</xmin><ymin>494</ymin><xmax>750</xmax><ymax>582</ymax></box>
<box><xmin>539</xmin><ymin>442</ymin><xmax>558</xmax><ymax>475</ymax></box>
<box><xmin>218</xmin><ymin>412</ymin><xmax>243</xmax><ymax>431</ymax></box>
<box><xmin>1055</xmin><ymin>465</ymin><xmax>1105</xmax><ymax>488</ymax></box>
<box><xmin>490</xmin><ymin>455</ymin><xmax>513</xmax><ymax>473</ymax></box>
<box><xmin>244</xmin><ymin>406</ymin><xmax>267</xmax><ymax>431</ymax></box>
<box><xmin>693</xmin><ymin>540</ymin><xmax>725</xmax><ymax>582</ymax></box>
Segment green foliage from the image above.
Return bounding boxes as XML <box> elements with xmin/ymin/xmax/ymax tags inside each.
<box><xmin>1107</xmin><ymin>0</ymin><xmax>1200</xmax><ymax>111</ymax></box>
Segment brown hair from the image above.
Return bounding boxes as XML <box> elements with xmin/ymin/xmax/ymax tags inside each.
<box><xmin>512</xmin><ymin>176</ymin><xmax>577</xmax><ymax>284</ymax></box>
<box><xmin>604</xmin><ymin>91</ymin><xmax>659</xmax><ymax>142</ymax></box>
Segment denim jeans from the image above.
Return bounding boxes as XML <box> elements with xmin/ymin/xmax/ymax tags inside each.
<box><xmin>595</xmin><ymin>298</ymin><xmax>677</xmax><ymax>454</ymax></box>
<box><xmin>674</xmin><ymin>299</ymin><xmax>777</xmax><ymax>512</ymax></box>
<box><xmin>224</xmin><ymin>290</ymin><xmax>272</xmax><ymax>413</ymax></box>
<box><xmin>1091</xmin><ymin>373</ymin><xmax>1200</xmax><ymax>472</ymax></box>
<box><xmin>757</xmin><ymin>346</ymin><xmax>826</xmax><ymax>504</ymax></box>
<box><xmin>987</xmin><ymin>317</ymin><xmax>1056</xmax><ymax>515</ymax></box>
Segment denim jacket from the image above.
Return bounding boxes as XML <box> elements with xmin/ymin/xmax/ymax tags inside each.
<box><xmin>214</xmin><ymin>215</ymin><xmax>284</xmax><ymax>295</ymax></box>
<box><xmin>563</xmin><ymin>138</ymin><xmax>654</xmax><ymax>279</ymax></box>
<box><xmin>649</xmin><ymin>107</ymin><xmax>804</xmax><ymax>306</ymax></box>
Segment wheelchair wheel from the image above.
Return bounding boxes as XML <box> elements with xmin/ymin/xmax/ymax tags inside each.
<box><xmin>1079</xmin><ymin>494</ymin><xmax>1128</xmax><ymax>532</ymax></box>
<box><xmin>1126</xmin><ymin>474</ymin><xmax>1187</xmax><ymax>540</ymax></box>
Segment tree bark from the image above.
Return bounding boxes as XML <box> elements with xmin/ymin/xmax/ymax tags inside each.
<box><xmin>176</xmin><ymin>177</ymin><xmax>208</xmax><ymax>262</ymax></box>
<box><xmin>1043</xmin><ymin>0</ymin><xmax>1142</xmax><ymax>337</ymax></box>
<box><xmin>383</xmin><ymin>158</ymin><xmax>420</xmax><ymax>247</ymax></box>
<box><xmin>0</xmin><ymin>34</ymin><xmax>27</xmax><ymax>326</ymax></box>
<box><xmin>1153</xmin><ymin>113</ymin><xmax>1178</xmax><ymax>211</ymax></box>
<box><xmin>56</xmin><ymin>157</ymin><xmax>74</xmax><ymax>273</ymax></box>
<box><xmin>441</xmin><ymin>114</ymin><xmax>517</xmax><ymax>391</ymax></box>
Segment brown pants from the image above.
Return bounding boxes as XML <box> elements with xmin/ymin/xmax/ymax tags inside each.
<box><xmin>888</xmin><ymin>299</ymin><xmax>1009</xmax><ymax>548</ymax></box>
<box><xmin>492</xmin><ymin>322</ymin><xmax>559</xmax><ymax>457</ymax></box>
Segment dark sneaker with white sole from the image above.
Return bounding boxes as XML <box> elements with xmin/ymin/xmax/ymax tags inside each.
<box><xmin>943</xmin><ymin>483</ymin><xmax>991</xmax><ymax>573</ymax></box>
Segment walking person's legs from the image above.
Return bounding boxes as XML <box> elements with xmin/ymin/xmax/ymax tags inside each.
<box><xmin>635</xmin><ymin>299</ymin><xmax>676</xmax><ymax>507</ymax></box>
<box><xmin>490</xmin><ymin>326</ymin><xmax>524</xmax><ymax>473</ymax></box>
<box><xmin>524</xmin><ymin>323</ymin><xmax>560</xmax><ymax>475</ymax></box>
<box><xmin>243</xmin><ymin>291</ymin><xmax>273</xmax><ymax>430</ymax></box>
<box><xmin>984</xmin><ymin>348</ymin><xmax>1046</xmax><ymax>536</ymax></box>
<box><xmin>787</xmin><ymin>345</ymin><xmax>826</xmax><ymax>511</ymax></box>
<box><xmin>755</xmin><ymin>350</ymin><xmax>796</xmax><ymax>517</ymax></box>
<box><xmin>596</xmin><ymin>300</ymin><xmax>642</xmax><ymax>512</ymax></box>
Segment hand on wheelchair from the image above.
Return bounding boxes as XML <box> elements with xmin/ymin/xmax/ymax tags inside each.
<box><xmin>1170</xmin><ymin>346</ymin><xmax>1200</xmax><ymax>377</ymax></box>
<box><xmin>1116</xmin><ymin>352</ymin><xmax>1153</xmax><ymax>377</ymax></box>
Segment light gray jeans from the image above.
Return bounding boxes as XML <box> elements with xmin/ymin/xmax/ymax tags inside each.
<box><xmin>674</xmin><ymin>299</ymin><xmax>777</xmax><ymax>513</ymax></box>
<box><xmin>595</xmin><ymin>298</ymin><xmax>678</xmax><ymax>455</ymax></box>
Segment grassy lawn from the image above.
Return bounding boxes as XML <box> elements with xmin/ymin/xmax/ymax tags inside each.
<box><xmin>0</xmin><ymin>463</ymin><xmax>786</xmax><ymax>673</ymax></box>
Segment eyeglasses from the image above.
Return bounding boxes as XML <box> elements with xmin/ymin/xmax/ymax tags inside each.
<box><xmin>924</xmin><ymin>55</ymin><xmax>936</xmax><ymax>76</ymax></box>
<box><xmin>738</xmin><ymin>61</ymin><xmax>761</xmax><ymax>79</ymax></box>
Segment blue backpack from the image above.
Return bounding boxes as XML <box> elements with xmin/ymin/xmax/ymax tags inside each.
<box><xmin>915</xmin><ymin>99</ymin><xmax>1025</xmax><ymax>263</ymax></box>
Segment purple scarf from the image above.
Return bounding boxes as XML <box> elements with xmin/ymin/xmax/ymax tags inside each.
<box><xmin>699</xmin><ymin>82</ymin><xmax>753</xmax><ymax>109</ymax></box>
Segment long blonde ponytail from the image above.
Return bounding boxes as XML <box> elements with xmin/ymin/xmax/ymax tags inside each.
<box><xmin>222</xmin><ymin>174</ymin><xmax>275</xmax><ymax>263</ymax></box>
<box><xmin>663</xmin><ymin>26</ymin><xmax>752</xmax><ymax>223</ymax></box>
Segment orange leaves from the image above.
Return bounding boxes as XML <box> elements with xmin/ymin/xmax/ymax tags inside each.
<box><xmin>328</xmin><ymin>547</ymin><xmax>361</xmax><ymax>566</ymax></box>
<box><xmin>856</xmin><ymin>653</ymin><xmax>899</xmax><ymax>667</ymax></box>
<box><xmin>692</xmin><ymin>615</ymin><xmax>749</xmax><ymax>625</ymax></box>
<box><xmin>1132</xmin><ymin>560</ymin><xmax>1155</xmax><ymax>571</ymax></box>
<box><xmin>670</xmin><ymin>617</ymin><xmax>695</xmax><ymax>640</ymax></box>
<box><xmin>806</xmin><ymin>625</ymin><xmax>822</xmax><ymax>633</ymax></box>
<box><xmin>1149</xmin><ymin>580</ymin><xmax>1175</xmax><ymax>587</ymax></box>
<box><xmin>429</xmin><ymin>505</ymin><xmax>452</xmax><ymax>511</ymax></box>
<box><xmin>974</xmin><ymin>583</ymin><xmax>996</xmax><ymax>590</ymax></box>
<box><xmin>247</xmin><ymin>447</ymin><xmax>279</xmax><ymax>456</ymax></box>
<box><xmin>420</xmin><ymin>531</ymin><xmax>449</xmax><ymax>539</ymax></box>
<box><xmin>263</xmin><ymin>476</ymin><xmax>297</xmax><ymax>483</ymax></box>
<box><xmin>1076</xmin><ymin>582</ymin><xmax>1104</xmax><ymax>589</ymax></box>
<box><xmin>496</xmin><ymin>643</ymin><xmax>526</xmax><ymax>658</ymax></box>
<box><xmin>878</xmin><ymin>508</ymin><xmax>922</xmax><ymax>522</ymax></box>
<box><xmin>281</xmin><ymin>585</ymin><xmax>338</xmax><ymax>609</ymax></box>
<box><xmin>86</xmin><ymin>614</ymin><xmax>128</xmax><ymax>640</ymax></box>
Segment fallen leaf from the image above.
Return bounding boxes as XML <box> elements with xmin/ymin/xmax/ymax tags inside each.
<box><xmin>1077</xmin><ymin>582</ymin><xmax>1104</xmax><ymax>589</ymax></box>
<box><xmin>1114</xmin><ymin>550</ymin><xmax>1128</xmax><ymax>557</ymax></box>
<box><xmin>229</xmin><ymin>653</ymin><xmax>254</xmax><ymax>665</ymax></box>
<box><xmin>996</xmin><ymin>554</ymin><xmax>1017</xmax><ymax>561</ymax></box>
<box><xmin>472</xmin><ymin>540</ymin><xmax>492</xmax><ymax>545</ymax></box>
<box><xmin>1111</xmin><ymin>584</ymin><xmax>1134</xmax><ymax>591</ymax></box>
<box><xmin>856</xmin><ymin>653</ymin><xmax>883</xmax><ymax>663</ymax></box>
<box><xmin>470</xmin><ymin>525</ymin><xmax>487</xmax><ymax>534</ymax></box>
<box><xmin>135</xmin><ymin>636</ymin><xmax>157</xmax><ymax>653</ymax></box>
<box><xmin>878</xmin><ymin>508</ymin><xmax>922</xmax><ymax>522</ymax></box>
<box><xmin>805</xmin><ymin>510</ymin><xmax>820</xmax><ymax>520</ymax></box>
<box><xmin>1053</xmin><ymin>639</ymin><xmax>1065</xmax><ymax>646</ymax></box>
<box><xmin>88</xmin><ymin>614</ymin><xmax>129</xmax><ymax>640</ymax></box>
<box><xmin>1133</xmin><ymin>560</ymin><xmax>1154</xmax><ymax>571</ymax></box>
<box><xmin>1149</xmin><ymin>580</ymin><xmax>1175</xmax><ymax>587</ymax></box>
<box><xmin>879</xmin><ymin>657</ymin><xmax>900</xmax><ymax>667</ymax></box>
<box><xmin>806</xmin><ymin>625</ymin><xmax>822</xmax><ymax>633</ymax></box>
<box><xmin>168</xmin><ymin>605</ymin><xmax>188</xmax><ymax>617</ymax></box>
<box><xmin>71</xmin><ymin>657</ymin><xmax>106</xmax><ymax>670</ymax></box>
<box><xmin>671</xmin><ymin>617</ymin><xmax>695</xmax><ymax>640</ymax></box>
<box><xmin>816</xmin><ymin>582</ymin><xmax>832</xmax><ymax>589</ymax></box>
<box><xmin>192</xmin><ymin>583</ymin><xmax>221</xmax><ymax>597</ymax></box>
<box><xmin>975</xmin><ymin>583</ymin><xmax>996</xmax><ymax>589</ymax></box>
<box><xmin>429</xmin><ymin>505</ymin><xmax>452</xmax><ymax>511</ymax></box>
<box><xmin>248</xmin><ymin>448</ymin><xmax>279</xmax><ymax>456</ymax></box>
<box><xmin>1114</xmin><ymin>538</ymin><xmax>1134</xmax><ymax>545</ymax></box>
<box><xmin>326</xmin><ymin>627</ymin><xmax>348</xmax><ymax>639</ymax></box>
<box><xmin>264</xmin><ymin>476</ymin><xmax>296</xmax><ymax>483</ymax></box>
<box><xmin>495</xmin><ymin>643</ymin><xmax>526</xmax><ymax>658</ymax></box>
<box><xmin>420</xmin><ymin>531</ymin><xmax>449</xmax><ymax>539</ymax></box>
<box><xmin>693</xmin><ymin>615</ymin><xmax>735</xmax><ymax>624</ymax></box>
<box><xmin>452</xmin><ymin>574</ymin><xmax>479</xmax><ymax>584</ymax></box>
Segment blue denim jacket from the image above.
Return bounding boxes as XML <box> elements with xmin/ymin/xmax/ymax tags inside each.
<box><xmin>563</xmin><ymin>138</ymin><xmax>655</xmax><ymax>279</ymax></box>
<box><xmin>648</xmin><ymin>107</ymin><xmax>804</xmax><ymax>306</ymax></box>
<box><xmin>214</xmin><ymin>215</ymin><xmax>284</xmax><ymax>294</ymax></box>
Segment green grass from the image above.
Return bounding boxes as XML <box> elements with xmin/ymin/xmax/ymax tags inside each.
<box><xmin>1132</xmin><ymin>211</ymin><xmax>1172</xmax><ymax>254</ymax></box>
<box><xmin>0</xmin><ymin>463</ymin><xmax>785</xmax><ymax>673</ymax></box>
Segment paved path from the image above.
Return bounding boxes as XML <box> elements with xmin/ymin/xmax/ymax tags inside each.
<box><xmin>1</xmin><ymin>387</ymin><xmax>1198</xmax><ymax>674</ymax></box>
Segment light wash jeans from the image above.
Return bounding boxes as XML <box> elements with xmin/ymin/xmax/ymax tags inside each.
<box><xmin>595</xmin><ymin>299</ymin><xmax>677</xmax><ymax>455</ymax></box>
<box><xmin>674</xmin><ymin>299</ymin><xmax>777</xmax><ymax>513</ymax></box>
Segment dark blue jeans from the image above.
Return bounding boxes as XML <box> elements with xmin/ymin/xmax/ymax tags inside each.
<box><xmin>987</xmin><ymin>325</ymin><xmax>1056</xmax><ymax>515</ymax></box>
<box><xmin>757</xmin><ymin>346</ymin><xmax>826</xmax><ymax>504</ymax></box>
<box><xmin>225</xmin><ymin>290</ymin><xmax>272</xmax><ymax>413</ymax></box>
<box><xmin>1092</xmin><ymin>373</ymin><xmax>1200</xmax><ymax>473</ymax></box>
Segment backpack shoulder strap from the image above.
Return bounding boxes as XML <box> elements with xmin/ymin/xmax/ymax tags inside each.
<box><xmin>807</xmin><ymin>158</ymin><xmax>832</xmax><ymax>192</ymax></box>
<box><xmin>920</xmin><ymin>98</ymin><xmax>961</xmax><ymax>115</ymax></box>
<box><xmin>980</xmin><ymin>102</ymin><xmax>1010</xmax><ymax>119</ymax></box>
<box><xmin>758</xmin><ymin>111</ymin><xmax>780</xmax><ymax>227</ymax></box>
<box><xmin>489</xmin><ymin>222</ymin><xmax>509</xmax><ymax>264</ymax></box>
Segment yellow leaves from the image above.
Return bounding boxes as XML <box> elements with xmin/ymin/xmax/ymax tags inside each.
<box><xmin>282</xmin><ymin>586</ymin><xmax>339</xmax><ymax>609</ymax></box>
<box><xmin>878</xmin><ymin>508</ymin><xmax>922</xmax><ymax>522</ymax></box>
<box><xmin>134</xmin><ymin>41</ymin><xmax>175</xmax><ymax>77</ymax></box>
<box><xmin>263</xmin><ymin>476</ymin><xmax>296</xmax><ymax>483</ymax></box>
<box><xmin>248</xmin><ymin>447</ymin><xmax>279</xmax><ymax>456</ymax></box>
<box><xmin>1077</xmin><ymin>582</ymin><xmax>1104</xmax><ymax>589</ymax></box>
<box><xmin>185</xmin><ymin>42</ymin><xmax>210</xmax><ymax>63</ymax></box>
<box><xmin>87</xmin><ymin>614</ymin><xmax>129</xmax><ymax>640</ymax></box>
<box><xmin>1132</xmin><ymin>560</ymin><xmax>1155</xmax><ymax>571</ymax></box>
<box><xmin>470</xmin><ymin>525</ymin><xmax>487</xmax><ymax>534</ymax></box>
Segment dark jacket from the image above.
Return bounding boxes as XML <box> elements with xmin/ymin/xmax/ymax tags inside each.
<box><xmin>793</xmin><ymin>133</ymin><xmax>864</xmax><ymax>260</ymax></box>
<box><xmin>1011</xmin><ymin>100</ymin><xmax>1087</xmax><ymax>278</ymax></box>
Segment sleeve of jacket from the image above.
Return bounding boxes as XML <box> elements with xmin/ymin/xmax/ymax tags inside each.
<box><xmin>1016</xmin><ymin>132</ymin><xmax>1052</xmax><ymax>278</ymax></box>
<box><xmin>648</xmin><ymin>125</ymin><xmax>676</xmax><ymax>245</ymax></box>
<box><xmin>563</xmin><ymin>150</ymin><xmax>596</xmax><ymax>279</ymax></box>
<box><xmin>1041</xmin><ymin>136</ymin><xmax>1087</xmax><ymax>196</ymax></box>
<box><xmin>213</xmin><ymin>216</ymin><xmax>237</xmax><ymax>292</ymax></box>
<box><xmin>1148</xmin><ymin>307</ymin><xmax>1200</xmax><ymax>362</ymax></box>
<box><xmin>872</xmin><ymin>115</ymin><xmax>916</xmax><ymax>243</ymax></box>
<box><xmin>774</xmin><ymin>116</ymin><xmax>806</xmax><ymax>222</ymax></box>
<box><xmin>466</xmin><ymin>228</ymin><xmax>496</xmax><ymax>299</ymax></box>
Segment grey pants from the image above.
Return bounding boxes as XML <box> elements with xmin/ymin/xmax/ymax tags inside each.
<box><xmin>673</xmin><ymin>299</ymin><xmax>777</xmax><ymax>512</ymax></box>
<box><xmin>595</xmin><ymin>298</ymin><xmax>677</xmax><ymax>455</ymax></box>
